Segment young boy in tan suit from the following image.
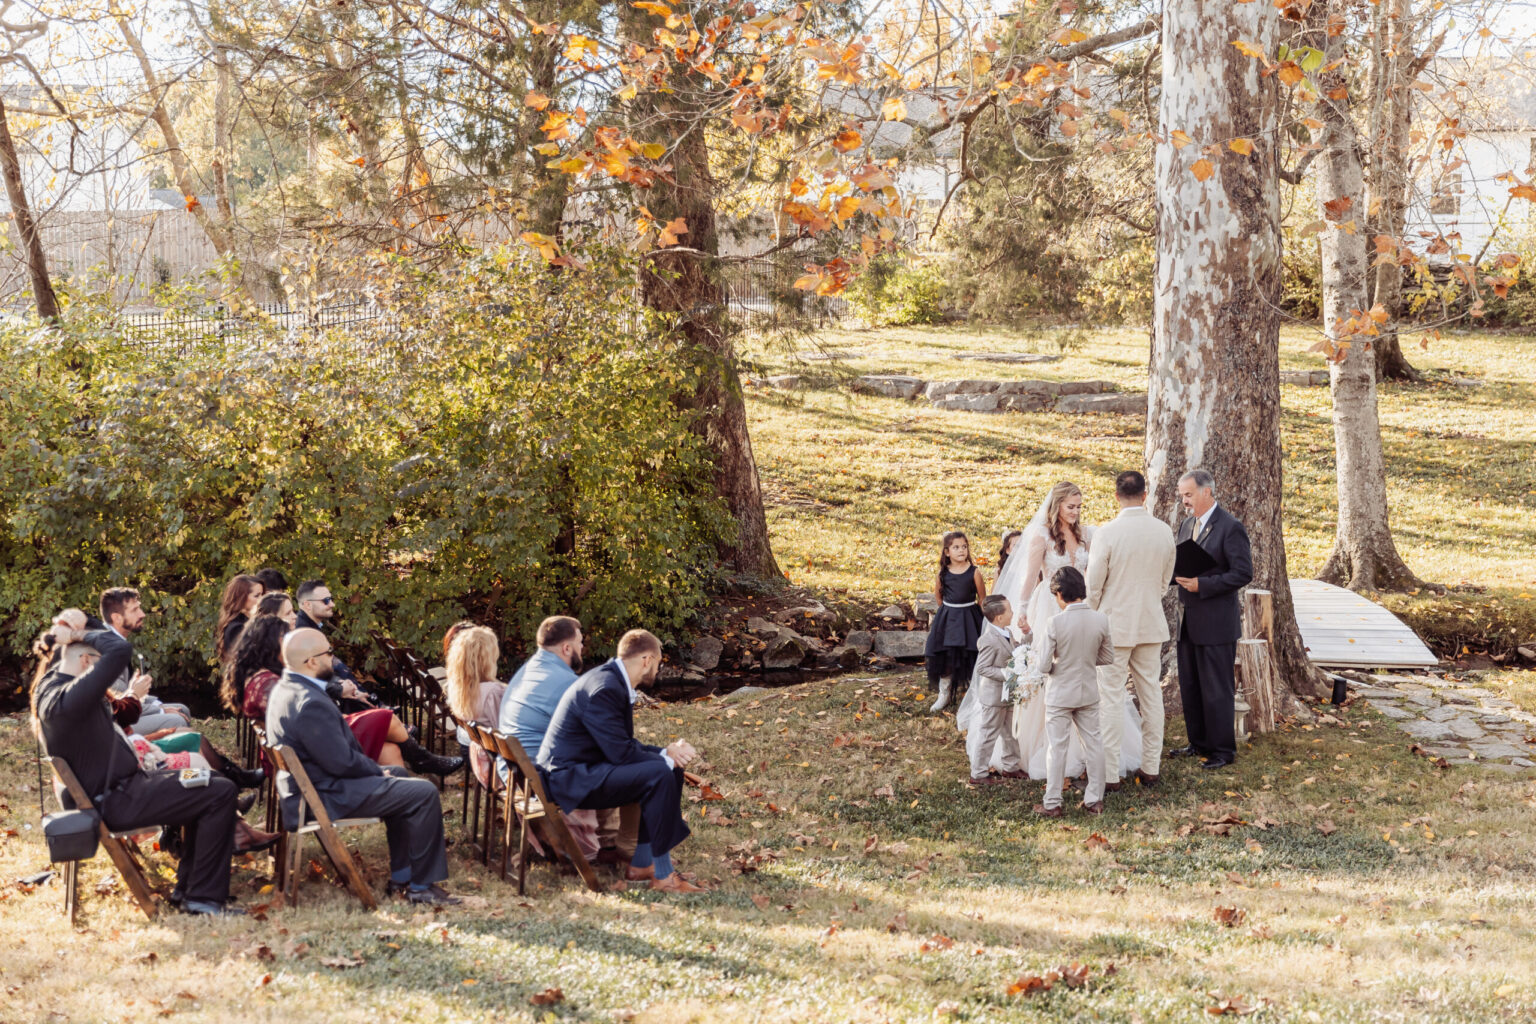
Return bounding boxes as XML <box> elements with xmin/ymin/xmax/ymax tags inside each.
<box><xmin>1033</xmin><ymin>566</ymin><xmax>1115</xmax><ymax>817</ymax></box>
<box><xmin>966</xmin><ymin>595</ymin><xmax>1025</xmax><ymax>788</ymax></box>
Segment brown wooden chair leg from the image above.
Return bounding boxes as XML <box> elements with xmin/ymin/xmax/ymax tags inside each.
<box><xmin>99</xmin><ymin>831</ymin><xmax>159</xmax><ymax>918</ymax></box>
<box><xmin>284</xmin><ymin>831</ymin><xmax>303</xmax><ymax>906</ymax></box>
<box><xmin>63</xmin><ymin>859</ymin><xmax>79</xmax><ymax>925</ymax></box>
<box><xmin>312</xmin><ymin>827</ymin><xmax>377</xmax><ymax>910</ymax></box>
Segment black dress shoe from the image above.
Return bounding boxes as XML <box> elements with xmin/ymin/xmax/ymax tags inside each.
<box><xmin>225</xmin><ymin>764</ymin><xmax>266</xmax><ymax>790</ymax></box>
<box><xmin>414</xmin><ymin>751</ymin><xmax>465</xmax><ymax>778</ymax></box>
<box><xmin>404</xmin><ymin>884</ymin><xmax>461</xmax><ymax>907</ymax></box>
<box><xmin>1200</xmin><ymin>756</ymin><xmax>1234</xmax><ymax>770</ymax></box>
<box><xmin>1167</xmin><ymin>745</ymin><xmax>1200</xmax><ymax>758</ymax></box>
<box><xmin>236</xmin><ymin>791</ymin><xmax>257</xmax><ymax>815</ymax></box>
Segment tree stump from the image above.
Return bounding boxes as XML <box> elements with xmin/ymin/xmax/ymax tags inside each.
<box><xmin>1236</xmin><ymin>638</ymin><xmax>1276</xmax><ymax>735</ymax></box>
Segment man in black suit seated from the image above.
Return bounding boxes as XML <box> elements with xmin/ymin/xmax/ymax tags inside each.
<box><xmin>265</xmin><ymin>628</ymin><xmax>458</xmax><ymax>906</ymax></box>
<box><xmin>538</xmin><ymin>629</ymin><xmax>705</xmax><ymax>893</ymax></box>
<box><xmin>34</xmin><ymin>608</ymin><xmax>241</xmax><ymax>916</ymax></box>
<box><xmin>1170</xmin><ymin>468</ymin><xmax>1254</xmax><ymax>770</ymax></box>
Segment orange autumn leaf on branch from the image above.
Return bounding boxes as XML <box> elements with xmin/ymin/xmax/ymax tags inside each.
<box><xmin>1191</xmin><ymin>158</ymin><xmax>1214</xmax><ymax>181</ymax></box>
<box><xmin>1228</xmin><ymin>138</ymin><xmax>1254</xmax><ymax>155</ymax></box>
<box><xmin>525</xmin><ymin>91</ymin><xmax>551</xmax><ymax>111</ymax></box>
<box><xmin>658</xmin><ymin>217</ymin><xmax>688</xmax><ymax>246</ymax></box>
<box><xmin>833</xmin><ymin>129</ymin><xmax>862</xmax><ymax>152</ymax></box>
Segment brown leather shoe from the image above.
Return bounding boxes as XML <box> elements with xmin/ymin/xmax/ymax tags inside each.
<box><xmin>627</xmin><ymin>864</ymin><xmax>698</xmax><ymax>883</ymax></box>
<box><xmin>649</xmin><ymin>873</ymin><xmax>708</xmax><ymax>893</ymax></box>
<box><xmin>1082</xmin><ymin>801</ymin><xmax>1105</xmax><ymax>815</ymax></box>
<box><xmin>1133</xmin><ymin>770</ymin><xmax>1159</xmax><ymax>788</ymax></box>
<box><xmin>1104</xmin><ymin>781</ymin><xmax>1122</xmax><ymax>793</ymax></box>
<box><xmin>995</xmin><ymin>769</ymin><xmax>1028</xmax><ymax>779</ymax></box>
<box><xmin>1032</xmin><ymin>804</ymin><xmax>1064</xmax><ymax>818</ymax></box>
<box><xmin>966</xmin><ymin>775</ymin><xmax>1006</xmax><ymax>788</ymax></box>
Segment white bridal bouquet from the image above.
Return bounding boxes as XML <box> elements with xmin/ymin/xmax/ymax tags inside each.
<box><xmin>1002</xmin><ymin>642</ymin><xmax>1044</xmax><ymax>708</ymax></box>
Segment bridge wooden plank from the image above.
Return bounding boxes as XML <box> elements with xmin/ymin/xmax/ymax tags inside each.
<box><xmin>1288</xmin><ymin>579</ymin><xmax>1439</xmax><ymax>669</ymax></box>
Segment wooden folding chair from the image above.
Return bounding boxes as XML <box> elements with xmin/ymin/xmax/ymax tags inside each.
<box><xmin>488</xmin><ymin>731</ymin><xmax>601</xmax><ymax>895</ymax></box>
<box><xmin>47</xmin><ymin>756</ymin><xmax>160</xmax><ymax>923</ymax></box>
<box><xmin>264</xmin><ymin>743</ymin><xmax>379</xmax><ymax>909</ymax></box>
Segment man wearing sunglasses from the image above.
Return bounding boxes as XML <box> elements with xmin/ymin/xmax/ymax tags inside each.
<box><xmin>295</xmin><ymin>580</ymin><xmax>369</xmax><ymax>703</ymax></box>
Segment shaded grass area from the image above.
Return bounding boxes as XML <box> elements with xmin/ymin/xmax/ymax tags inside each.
<box><xmin>743</xmin><ymin>325</ymin><xmax>1536</xmax><ymax>647</ymax></box>
<box><xmin>5</xmin><ymin>675</ymin><xmax>1536</xmax><ymax>1023</ymax></box>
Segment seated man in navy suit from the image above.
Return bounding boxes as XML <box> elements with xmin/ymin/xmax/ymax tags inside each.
<box><xmin>537</xmin><ymin>629</ymin><xmax>705</xmax><ymax>893</ymax></box>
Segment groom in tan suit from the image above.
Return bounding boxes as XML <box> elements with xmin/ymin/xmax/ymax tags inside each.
<box><xmin>1087</xmin><ymin>471</ymin><xmax>1177</xmax><ymax>789</ymax></box>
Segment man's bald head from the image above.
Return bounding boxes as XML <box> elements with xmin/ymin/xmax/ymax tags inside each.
<box><xmin>282</xmin><ymin>627</ymin><xmax>332</xmax><ymax>678</ymax></box>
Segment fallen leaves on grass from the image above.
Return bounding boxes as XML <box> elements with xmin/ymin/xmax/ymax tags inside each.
<box><xmin>726</xmin><ymin>840</ymin><xmax>779</xmax><ymax>874</ymax></box>
<box><xmin>918</xmin><ymin>934</ymin><xmax>954</xmax><ymax>953</ymax></box>
<box><xmin>529</xmin><ymin>986</ymin><xmax>564</xmax><ymax>1006</ymax></box>
<box><xmin>1213</xmin><ymin>906</ymin><xmax>1247</xmax><ymax>928</ymax></box>
<box><xmin>1206</xmin><ymin>994</ymin><xmax>1259</xmax><ymax>1015</ymax></box>
<box><xmin>1006</xmin><ymin>962</ymin><xmax>1096</xmax><ymax>997</ymax></box>
<box><xmin>886</xmin><ymin>911</ymin><xmax>909</xmax><ymax>933</ymax></box>
<box><xmin>319</xmin><ymin>956</ymin><xmax>365</xmax><ymax>969</ymax></box>
<box><xmin>750</xmin><ymin>894</ymin><xmax>771</xmax><ymax>909</ymax></box>
<box><xmin>1317</xmin><ymin>819</ymin><xmax>1338</xmax><ymax>836</ymax></box>
<box><xmin>1084</xmin><ymin>832</ymin><xmax>1111</xmax><ymax>851</ymax></box>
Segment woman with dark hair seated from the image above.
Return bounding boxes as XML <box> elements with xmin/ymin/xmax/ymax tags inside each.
<box><xmin>225</xmin><ymin>615</ymin><xmax>460</xmax><ymax>775</ymax></box>
<box><xmin>216</xmin><ymin>574</ymin><xmax>265</xmax><ymax>666</ymax></box>
<box><xmin>254</xmin><ymin>591</ymin><xmax>297</xmax><ymax>629</ymax></box>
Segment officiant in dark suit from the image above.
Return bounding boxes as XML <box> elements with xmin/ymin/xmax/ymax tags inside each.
<box><xmin>1169</xmin><ymin>469</ymin><xmax>1253</xmax><ymax>769</ymax></box>
<box><xmin>538</xmin><ymin>629</ymin><xmax>705</xmax><ymax>893</ymax></box>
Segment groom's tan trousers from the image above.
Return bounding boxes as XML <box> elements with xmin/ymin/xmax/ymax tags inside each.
<box><xmin>1098</xmin><ymin>643</ymin><xmax>1165</xmax><ymax>780</ymax></box>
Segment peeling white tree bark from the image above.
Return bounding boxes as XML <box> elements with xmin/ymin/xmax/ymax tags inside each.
<box><xmin>1314</xmin><ymin>0</ymin><xmax>1423</xmax><ymax>592</ymax></box>
<box><xmin>1147</xmin><ymin>0</ymin><xmax>1321</xmax><ymax>698</ymax></box>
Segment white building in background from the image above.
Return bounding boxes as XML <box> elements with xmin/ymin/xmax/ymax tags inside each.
<box><xmin>1406</xmin><ymin>65</ymin><xmax>1536</xmax><ymax>263</ymax></box>
<box><xmin>0</xmin><ymin>84</ymin><xmax>219</xmax><ymax>307</ymax></box>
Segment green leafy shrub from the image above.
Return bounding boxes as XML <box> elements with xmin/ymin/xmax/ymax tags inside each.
<box><xmin>1074</xmin><ymin>235</ymin><xmax>1154</xmax><ymax>328</ymax></box>
<box><xmin>846</xmin><ymin>256</ymin><xmax>947</xmax><ymax>327</ymax></box>
<box><xmin>0</xmin><ymin>246</ymin><xmax>730</xmax><ymax>686</ymax></box>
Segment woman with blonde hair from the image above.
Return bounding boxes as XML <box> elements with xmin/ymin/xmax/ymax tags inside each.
<box><xmin>446</xmin><ymin>626</ymin><xmax>507</xmax><ymax>788</ymax></box>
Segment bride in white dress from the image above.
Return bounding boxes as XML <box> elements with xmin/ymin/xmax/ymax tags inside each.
<box><xmin>960</xmin><ymin>481</ymin><xmax>1142</xmax><ymax>780</ymax></box>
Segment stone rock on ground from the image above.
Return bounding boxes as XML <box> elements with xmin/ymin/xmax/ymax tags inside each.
<box><xmin>1280</xmin><ymin>370</ymin><xmax>1329</xmax><ymax>386</ymax></box>
<box><xmin>1054</xmin><ymin>393</ymin><xmax>1147</xmax><ymax>415</ymax></box>
<box><xmin>932</xmin><ymin>393</ymin><xmax>1002</xmax><ymax>412</ymax></box>
<box><xmin>775</xmin><ymin>602</ymin><xmax>837</xmax><ymax>628</ymax></box>
<box><xmin>765</xmin><ymin>374</ymin><xmax>801</xmax><ymax>390</ymax></box>
<box><xmin>746</xmin><ymin>616</ymin><xmax>780</xmax><ymax>639</ymax></box>
<box><xmin>1445</xmin><ymin>717</ymin><xmax>1486</xmax><ymax>741</ymax></box>
<box><xmin>763</xmin><ymin>632</ymin><xmax>809</xmax><ymax>669</ymax></box>
<box><xmin>872</xmin><ymin>630</ymin><xmax>929</xmax><ymax>659</ymax></box>
<box><xmin>877</xmin><ymin>605</ymin><xmax>906</xmax><ymax>621</ymax></box>
<box><xmin>689</xmin><ymin>636</ymin><xmax>724</xmax><ymax>671</ymax></box>
<box><xmin>925</xmin><ymin>379</ymin><xmax>1000</xmax><ymax>399</ymax></box>
<box><xmin>1057</xmin><ymin>380</ymin><xmax>1110</xmax><ymax>395</ymax></box>
<box><xmin>1401</xmin><ymin>720</ymin><xmax>1457</xmax><ymax>741</ymax></box>
<box><xmin>843</xmin><ymin>630</ymin><xmax>874</xmax><ymax>654</ymax></box>
<box><xmin>854</xmin><ymin>375</ymin><xmax>925</xmax><ymax>399</ymax></box>
<box><xmin>795</xmin><ymin>350</ymin><xmax>856</xmax><ymax>361</ymax></box>
<box><xmin>826</xmin><ymin>646</ymin><xmax>861</xmax><ymax>670</ymax></box>
<box><xmin>913</xmin><ymin>595</ymin><xmax>939</xmax><ymax>618</ymax></box>
<box><xmin>1368</xmin><ymin>701</ymin><xmax>1414</xmax><ymax>719</ymax></box>
<box><xmin>996</xmin><ymin>392</ymin><xmax>1054</xmax><ymax>413</ymax></box>
<box><xmin>994</xmin><ymin>379</ymin><xmax>1060</xmax><ymax>396</ymax></box>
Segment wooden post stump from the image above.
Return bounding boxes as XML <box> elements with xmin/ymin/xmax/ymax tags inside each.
<box><xmin>1237</xmin><ymin>638</ymin><xmax>1276</xmax><ymax>734</ymax></box>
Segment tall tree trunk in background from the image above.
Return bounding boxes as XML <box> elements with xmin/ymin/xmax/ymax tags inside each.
<box><xmin>1314</xmin><ymin>0</ymin><xmax>1423</xmax><ymax>592</ymax></box>
<box><xmin>638</xmin><ymin>114</ymin><xmax>781</xmax><ymax>578</ymax></box>
<box><xmin>521</xmin><ymin>2</ymin><xmax>568</xmax><ymax>238</ymax></box>
<box><xmin>1147</xmin><ymin>0</ymin><xmax>1321</xmax><ymax>699</ymax></box>
<box><xmin>0</xmin><ymin>95</ymin><xmax>60</xmax><ymax>322</ymax></box>
<box><xmin>1365</xmin><ymin>0</ymin><xmax>1435</xmax><ymax>381</ymax></box>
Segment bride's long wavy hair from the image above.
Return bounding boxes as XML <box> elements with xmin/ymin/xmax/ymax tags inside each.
<box><xmin>1043</xmin><ymin>481</ymin><xmax>1084</xmax><ymax>555</ymax></box>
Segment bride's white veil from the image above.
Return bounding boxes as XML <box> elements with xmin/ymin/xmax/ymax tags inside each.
<box><xmin>991</xmin><ymin>491</ymin><xmax>1054</xmax><ymax>609</ymax></box>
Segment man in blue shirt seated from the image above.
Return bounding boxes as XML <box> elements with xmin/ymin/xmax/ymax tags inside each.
<box><xmin>498</xmin><ymin>617</ymin><xmax>638</xmax><ymax>866</ymax></box>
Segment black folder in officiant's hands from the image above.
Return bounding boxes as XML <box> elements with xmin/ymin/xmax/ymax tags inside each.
<box><xmin>1171</xmin><ymin>539</ymin><xmax>1217</xmax><ymax>583</ymax></box>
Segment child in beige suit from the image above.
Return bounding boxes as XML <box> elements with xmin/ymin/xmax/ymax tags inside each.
<box><xmin>965</xmin><ymin>595</ymin><xmax>1025</xmax><ymax>788</ymax></box>
<box><xmin>1033</xmin><ymin>566</ymin><xmax>1115</xmax><ymax>817</ymax></box>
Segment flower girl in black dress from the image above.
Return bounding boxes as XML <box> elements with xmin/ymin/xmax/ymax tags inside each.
<box><xmin>926</xmin><ymin>530</ymin><xmax>988</xmax><ymax>713</ymax></box>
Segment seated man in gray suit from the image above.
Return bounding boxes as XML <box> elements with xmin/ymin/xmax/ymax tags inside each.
<box><xmin>265</xmin><ymin>628</ymin><xmax>457</xmax><ymax>906</ymax></box>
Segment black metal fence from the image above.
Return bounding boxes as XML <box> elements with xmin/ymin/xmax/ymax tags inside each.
<box><xmin>114</xmin><ymin>263</ymin><xmax>846</xmax><ymax>353</ymax></box>
<box><xmin>121</xmin><ymin>301</ymin><xmax>386</xmax><ymax>355</ymax></box>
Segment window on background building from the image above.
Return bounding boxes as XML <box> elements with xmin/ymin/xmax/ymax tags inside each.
<box><xmin>1429</xmin><ymin>173</ymin><xmax>1461</xmax><ymax>216</ymax></box>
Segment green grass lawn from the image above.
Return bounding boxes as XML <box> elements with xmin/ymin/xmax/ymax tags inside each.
<box><xmin>742</xmin><ymin>325</ymin><xmax>1536</xmax><ymax>632</ymax></box>
<box><xmin>4</xmin><ymin>678</ymin><xmax>1536</xmax><ymax>1023</ymax></box>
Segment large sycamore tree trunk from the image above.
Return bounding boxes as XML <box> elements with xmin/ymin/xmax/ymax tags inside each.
<box><xmin>1364</xmin><ymin>0</ymin><xmax>1435</xmax><ymax>381</ymax></box>
<box><xmin>1314</xmin><ymin>1</ymin><xmax>1423</xmax><ymax>592</ymax></box>
<box><xmin>0</xmin><ymin>94</ymin><xmax>59</xmax><ymax>322</ymax></box>
<box><xmin>1147</xmin><ymin>0</ymin><xmax>1322</xmax><ymax>700</ymax></box>
<box><xmin>637</xmin><ymin>117</ymin><xmax>781</xmax><ymax>578</ymax></box>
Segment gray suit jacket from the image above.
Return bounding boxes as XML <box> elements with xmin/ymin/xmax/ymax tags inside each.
<box><xmin>972</xmin><ymin>625</ymin><xmax>1015</xmax><ymax>707</ymax></box>
<box><xmin>265</xmin><ymin>671</ymin><xmax>387</xmax><ymax>828</ymax></box>
<box><xmin>1038</xmin><ymin>603</ymin><xmax>1115</xmax><ymax>708</ymax></box>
